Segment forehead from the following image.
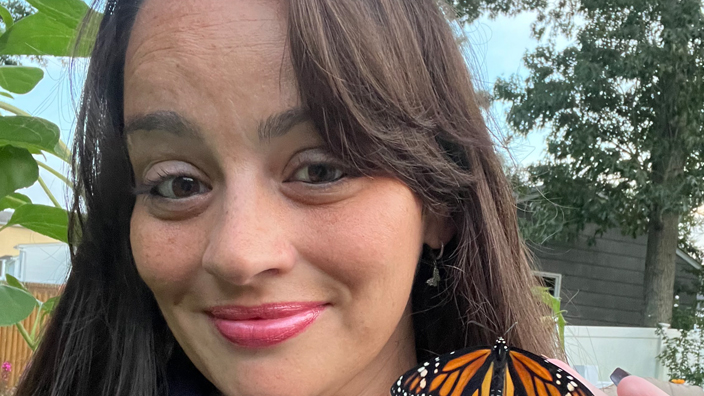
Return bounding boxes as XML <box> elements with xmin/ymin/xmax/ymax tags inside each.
<box><xmin>126</xmin><ymin>0</ymin><xmax>287</xmax><ymax>60</ymax></box>
<box><xmin>123</xmin><ymin>0</ymin><xmax>295</xmax><ymax>119</ymax></box>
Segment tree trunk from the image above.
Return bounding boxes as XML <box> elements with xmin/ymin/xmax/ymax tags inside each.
<box><xmin>643</xmin><ymin>209</ymin><xmax>680</xmax><ymax>327</ymax></box>
<box><xmin>642</xmin><ymin>0</ymin><xmax>688</xmax><ymax>327</ymax></box>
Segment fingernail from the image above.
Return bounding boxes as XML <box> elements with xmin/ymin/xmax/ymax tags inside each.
<box><xmin>610</xmin><ymin>367</ymin><xmax>631</xmax><ymax>385</ymax></box>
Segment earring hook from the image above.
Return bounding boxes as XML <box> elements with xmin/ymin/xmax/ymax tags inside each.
<box><xmin>435</xmin><ymin>243</ymin><xmax>444</xmax><ymax>261</ymax></box>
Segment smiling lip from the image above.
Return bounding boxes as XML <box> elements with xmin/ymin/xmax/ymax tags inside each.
<box><xmin>209</xmin><ymin>302</ymin><xmax>326</xmax><ymax>348</ymax></box>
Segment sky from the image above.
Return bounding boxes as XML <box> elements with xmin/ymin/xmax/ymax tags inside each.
<box><xmin>11</xmin><ymin>12</ymin><xmax>704</xmax><ymax>251</ymax></box>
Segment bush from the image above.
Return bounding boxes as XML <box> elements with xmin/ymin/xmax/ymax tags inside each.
<box><xmin>657</xmin><ymin>269</ymin><xmax>704</xmax><ymax>386</ymax></box>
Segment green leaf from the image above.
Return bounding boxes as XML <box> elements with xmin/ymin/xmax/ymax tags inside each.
<box><xmin>0</xmin><ymin>66</ymin><xmax>43</xmax><ymax>94</ymax></box>
<box><xmin>26</xmin><ymin>0</ymin><xmax>90</xmax><ymax>30</ymax></box>
<box><xmin>1</xmin><ymin>204</ymin><xmax>69</xmax><ymax>243</ymax></box>
<box><xmin>0</xmin><ymin>116</ymin><xmax>60</xmax><ymax>152</ymax></box>
<box><xmin>0</xmin><ymin>284</ymin><xmax>37</xmax><ymax>326</ymax></box>
<box><xmin>0</xmin><ymin>192</ymin><xmax>31</xmax><ymax>211</ymax></box>
<box><xmin>0</xmin><ymin>5</ymin><xmax>13</xmax><ymax>30</ymax></box>
<box><xmin>0</xmin><ymin>145</ymin><xmax>38</xmax><ymax>198</ymax></box>
<box><xmin>40</xmin><ymin>296</ymin><xmax>59</xmax><ymax>314</ymax></box>
<box><xmin>5</xmin><ymin>274</ymin><xmax>28</xmax><ymax>293</ymax></box>
<box><xmin>0</xmin><ymin>91</ymin><xmax>14</xmax><ymax>99</ymax></box>
<box><xmin>0</xmin><ymin>13</ymin><xmax>94</xmax><ymax>57</ymax></box>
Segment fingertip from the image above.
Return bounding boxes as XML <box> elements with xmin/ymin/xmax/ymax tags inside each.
<box><xmin>617</xmin><ymin>376</ymin><xmax>669</xmax><ymax>396</ymax></box>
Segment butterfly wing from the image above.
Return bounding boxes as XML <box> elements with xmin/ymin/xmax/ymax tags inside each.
<box><xmin>391</xmin><ymin>347</ymin><xmax>496</xmax><ymax>396</ymax></box>
<box><xmin>506</xmin><ymin>347</ymin><xmax>594</xmax><ymax>396</ymax></box>
<box><xmin>391</xmin><ymin>341</ymin><xmax>595</xmax><ymax>396</ymax></box>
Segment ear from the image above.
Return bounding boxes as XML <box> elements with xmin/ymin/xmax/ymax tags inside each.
<box><xmin>423</xmin><ymin>210</ymin><xmax>455</xmax><ymax>249</ymax></box>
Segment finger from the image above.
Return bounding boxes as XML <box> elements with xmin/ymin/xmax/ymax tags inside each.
<box><xmin>547</xmin><ymin>358</ymin><xmax>608</xmax><ymax>396</ymax></box>
<box><xmin>617</xmin><ymin>376</ymin><xmax>668</xmax><ymax>396</ymax></box>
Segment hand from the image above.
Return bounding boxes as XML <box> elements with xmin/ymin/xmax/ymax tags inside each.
<box><xmin>548</xmin><ymin>359</ymin><xmax>669</xmax><ymax>396</ymax></box>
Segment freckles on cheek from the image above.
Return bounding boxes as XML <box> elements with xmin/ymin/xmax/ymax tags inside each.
<box><xmin>130</xmin><ymin>209</ymin><xmax>204</xmax><ymax>290</ymax></box>
<box><xmin>308</xmin><ymin>183</ymin><xmax>424</xmax><ymax>293</ymax></box>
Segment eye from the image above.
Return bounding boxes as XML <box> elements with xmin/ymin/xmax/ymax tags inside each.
<box><xmin>150</xmin><ymin>175</ymin><xmax>210</xmax><ymax>199</ymax></box>
<box><xmin>291</xmin><ymin>163</ymin><xmax>345</xmax><ymax>184</ymax></box>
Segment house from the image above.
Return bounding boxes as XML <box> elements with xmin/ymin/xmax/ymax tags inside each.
<box><xmin>0</xmin><ymin>211</ymin><xmax>70</xmax><ymax>284</ymax></box>
<box><xmin>530</xmin><ymin>225</ymin><xmax>701</xmax><ymax>327</ymax></box>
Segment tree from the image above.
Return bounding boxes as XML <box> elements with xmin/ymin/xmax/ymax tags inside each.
<box><xmin>452</xmin><ymin>0</ymin><xmax>704</xmax><ymax>326</ymax></box>
<box><xmin>445</xmin><ymin>0</ymin><xmax>545</xmax><ymax>24</ymax></box>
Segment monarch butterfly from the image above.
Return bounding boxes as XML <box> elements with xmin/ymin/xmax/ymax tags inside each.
<box><xmin>391</xmin><ymin>337</ymin><xmax>594</xmax><ymax>396</ymax></box>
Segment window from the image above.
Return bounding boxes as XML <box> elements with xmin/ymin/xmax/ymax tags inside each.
<box><xmin>3</xmin><ymin>256</ymin><xmax>19</xmax><ymax>280</ymax></box>
<box><xmin>534</xmin><ymin>271</ymin><xmax>562</xmax><ymax>299</ymax></box>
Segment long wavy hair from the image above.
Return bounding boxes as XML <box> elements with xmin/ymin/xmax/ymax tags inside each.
<box><xmin>16</xmin><ymin>0</ymin><xmax>559</xmax><ymax>394</ymax></box>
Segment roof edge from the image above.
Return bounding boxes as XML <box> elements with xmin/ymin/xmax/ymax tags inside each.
<box><xmin>677</xmin><ymin>248</ymin><xmax>702</xmax><ymax>270</ymax></box>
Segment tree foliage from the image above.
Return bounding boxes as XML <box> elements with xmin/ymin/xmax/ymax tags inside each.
<box><xmin>446</xmin><ymin>0</ymin><xmax>545</xmax><ymax>23</ymax></box>
<box><xmin>496</xmin><ymin>0</ymin><xmax>704</xmax><ymax>237</ymax></box>
<box><xmin>451</xmin><ymin>0</ymin><xmax>704</xmax><ymax>325</ymax></box>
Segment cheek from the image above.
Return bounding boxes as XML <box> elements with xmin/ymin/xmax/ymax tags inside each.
<box><xmin>299</xmin><ymin>180</ymin><xmax>424</xmax><ymax>310</ymax></box>
<box><xmin>130</xmin><ymin>202</ymin><xmax>205</xmax><ymax>292</ymax></box>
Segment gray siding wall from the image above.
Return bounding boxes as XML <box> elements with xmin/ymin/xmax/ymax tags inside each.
<box><xmin>530</xmin><ymin>226</ymin><xmax>698</xmax><ymax>327</ymax></box>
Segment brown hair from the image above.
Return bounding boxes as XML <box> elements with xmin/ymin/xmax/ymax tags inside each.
<box><xmin>287</xmin><ymin>0</ymin><xmax>558</xmax><ymax>359</ymax></box>
<box><xmin>16</xmin><ymin>0</ymin><xmax>558</xmax><ymax>394</ymax></box>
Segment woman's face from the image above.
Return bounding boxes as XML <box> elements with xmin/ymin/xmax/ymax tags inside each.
<box><xmin>125</xmin><ymin>0</ymin><xmax>446</xmax><ymax>395</ymax></box>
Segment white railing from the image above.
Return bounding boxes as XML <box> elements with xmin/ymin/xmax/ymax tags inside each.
<box><xmin>564</xmin><ymin>325</ymin><xmax>681</xmax><ymax>387</ymax></box>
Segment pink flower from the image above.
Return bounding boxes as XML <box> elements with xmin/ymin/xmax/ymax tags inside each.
<box><xmin>1</xmin><ymin>362</ymin><xmax>10</xmax><ymax>373</ymax></box>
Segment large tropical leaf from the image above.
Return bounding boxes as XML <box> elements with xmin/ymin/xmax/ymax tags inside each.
<box><xmin>0</xmin><ymin>13</ymin><xmax>93</xmax><ymax>57</ymax></box>
<box><xmin>0</xmin><ymin>192</ymin><xmax>31</xmax><ymax>211</ymax></box>
<box><xmin>0</xmin><ymin>145</ymin><xmax>37</xmax><ymax>198</ymax></box>
<box><xmin>1</xmin><ymin>204</ymin><xmax>69</xmax><ymax>243</ymax></box>
<box><xmin>0</xmin><ymin>116</ymin><xmax>60</xmax><ymax>152</ymax></box>
<box><xmin>25</xmin><ymin>0</ymin><xmax>90</xmax><ymax>30</ymax></box>
<box><xmin>0</xmin><ymin>5</ymin><xmax>14</xmax><ymax>30</ymax></box>
<box><xmin>0</xmin><ymin>284</ymin><xmax>37</xmax><ymax>326</ymax></box>
<box><xmin>0</xmin><ymin>66</ymin><xmax>44</xmax><ymax>94</ymax></box>
<box><xmin>4</xmin><ymin>274</ymin><xmax>29</xmax><ymax>293</ymax></box>
<box><xmin>40</xmin><ymin>296</ymin><xmax>59</xmax><ymax>314</ymax></box>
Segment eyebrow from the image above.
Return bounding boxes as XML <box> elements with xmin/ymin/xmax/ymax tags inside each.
<box><xmin>257</xmin><ymin>106</ymin><xmax>310</xmax><ymax>141</ymax></box>
<box><xmin>124</xmin><ymin>111</ymin><xmax>201</xmax><ymax>139</ymax></box>
<box><xmin>123</xmin><ymin>107</ymin><xmax>311</xmax><ymax>142</ymax></box>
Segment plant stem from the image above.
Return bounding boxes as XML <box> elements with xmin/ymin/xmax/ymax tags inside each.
<box><xmin>0</xmin><ymin>100</ymin><xmax>30</xmax><ymax>116</ymax></box>
<box><xmin>14</xmin><ymin>322</ymin><xmax>35</xmax><ymax>351</ymax></box>
<box><xmin>29</xmin><ymin>311</ymin><xmax>41</xmax><ymax>340</ymax></box>
<box><xmin>37</xmin><ymin>161</ymin><xmax>73</xmax><ymax>188</ymax></box>
<box><xmin>0</xmin><ymin>101</ymin><xmax>72</xmax><ymax>163</ymax></box>
<box><xmin>3</xmin><ymin>195</ymin><xmax>26</xmax><ymax>206</ymax></box>
<box><xmin>52</xmin><ymin>140</ymin><xmax>71</xmax><ymax>163</ymax></box>
<box><xmin>37</xmin><ymin>176</ymin><xmax>61</xmax><ymax>208</ymax></box>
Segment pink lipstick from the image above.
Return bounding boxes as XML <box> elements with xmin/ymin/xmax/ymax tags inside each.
<box><xmin>209</xmin><ymin>302</ymin><xmax>326</xmax><ymax>348</ymax></box>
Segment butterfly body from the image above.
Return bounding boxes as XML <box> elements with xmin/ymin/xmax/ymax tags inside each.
<box><xmin>391</xmin><ymin>338</ymin><xmax>593</xmax><ymax>396</ymax></box>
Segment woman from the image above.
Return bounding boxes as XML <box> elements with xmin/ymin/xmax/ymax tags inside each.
<box><xmin>16</xmin><ymin>0</ymin><xmax>663</xmax><ymax>395</ymax></box>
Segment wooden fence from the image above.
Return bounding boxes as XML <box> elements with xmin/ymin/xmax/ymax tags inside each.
<box><xmin>0</xmin><ymin>283</ymin><xmax>63</xmax><ymax>389</ymax></box>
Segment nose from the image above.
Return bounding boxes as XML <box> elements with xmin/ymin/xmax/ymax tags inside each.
<box><xmin>201</xmin><ymin>179</ymin><xmax>297</xmax><ymax>285</ymax></box>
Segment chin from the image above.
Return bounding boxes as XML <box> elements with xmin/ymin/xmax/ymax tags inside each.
<box><xmin>216</xmin><ymin>378</ymin><xmax>321</xmax><ymax>396</ymax></box>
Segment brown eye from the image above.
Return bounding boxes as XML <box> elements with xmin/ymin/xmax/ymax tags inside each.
<box><xmin>292</xmin><ymin>163</ymin><xmax>345</xmax><ymax>184</ymax></box>
<box><xmin>153</xmin><ymin>176</ymin><xmax>209</xmax><ymax>198</ymax></box>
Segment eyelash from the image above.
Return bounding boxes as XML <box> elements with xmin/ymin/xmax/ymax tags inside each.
<box><xmin>132</xmin><ymin>169</ymin><xmax>208</xmax><ymax>200</ymax></box>
<box><xmin>287</xmin><ymin>161</ymin><xmax>349</xmax><ymax>185</ymax></box>
<box><xmin>132</xmin><ymin>161</ymin><xmax>352</xmax><ymax>200</ymax></box>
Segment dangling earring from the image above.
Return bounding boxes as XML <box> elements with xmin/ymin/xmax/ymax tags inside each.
<box><xmin>426</xmin><ymin>243</ymin><xmax>444</xmax><ymax>287</ymax></box>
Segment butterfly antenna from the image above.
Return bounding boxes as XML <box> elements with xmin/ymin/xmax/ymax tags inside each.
<box><xmin>503</xmin><ymin>322</ymin><xmax>519</xmax><ymax>339</ymax></box>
